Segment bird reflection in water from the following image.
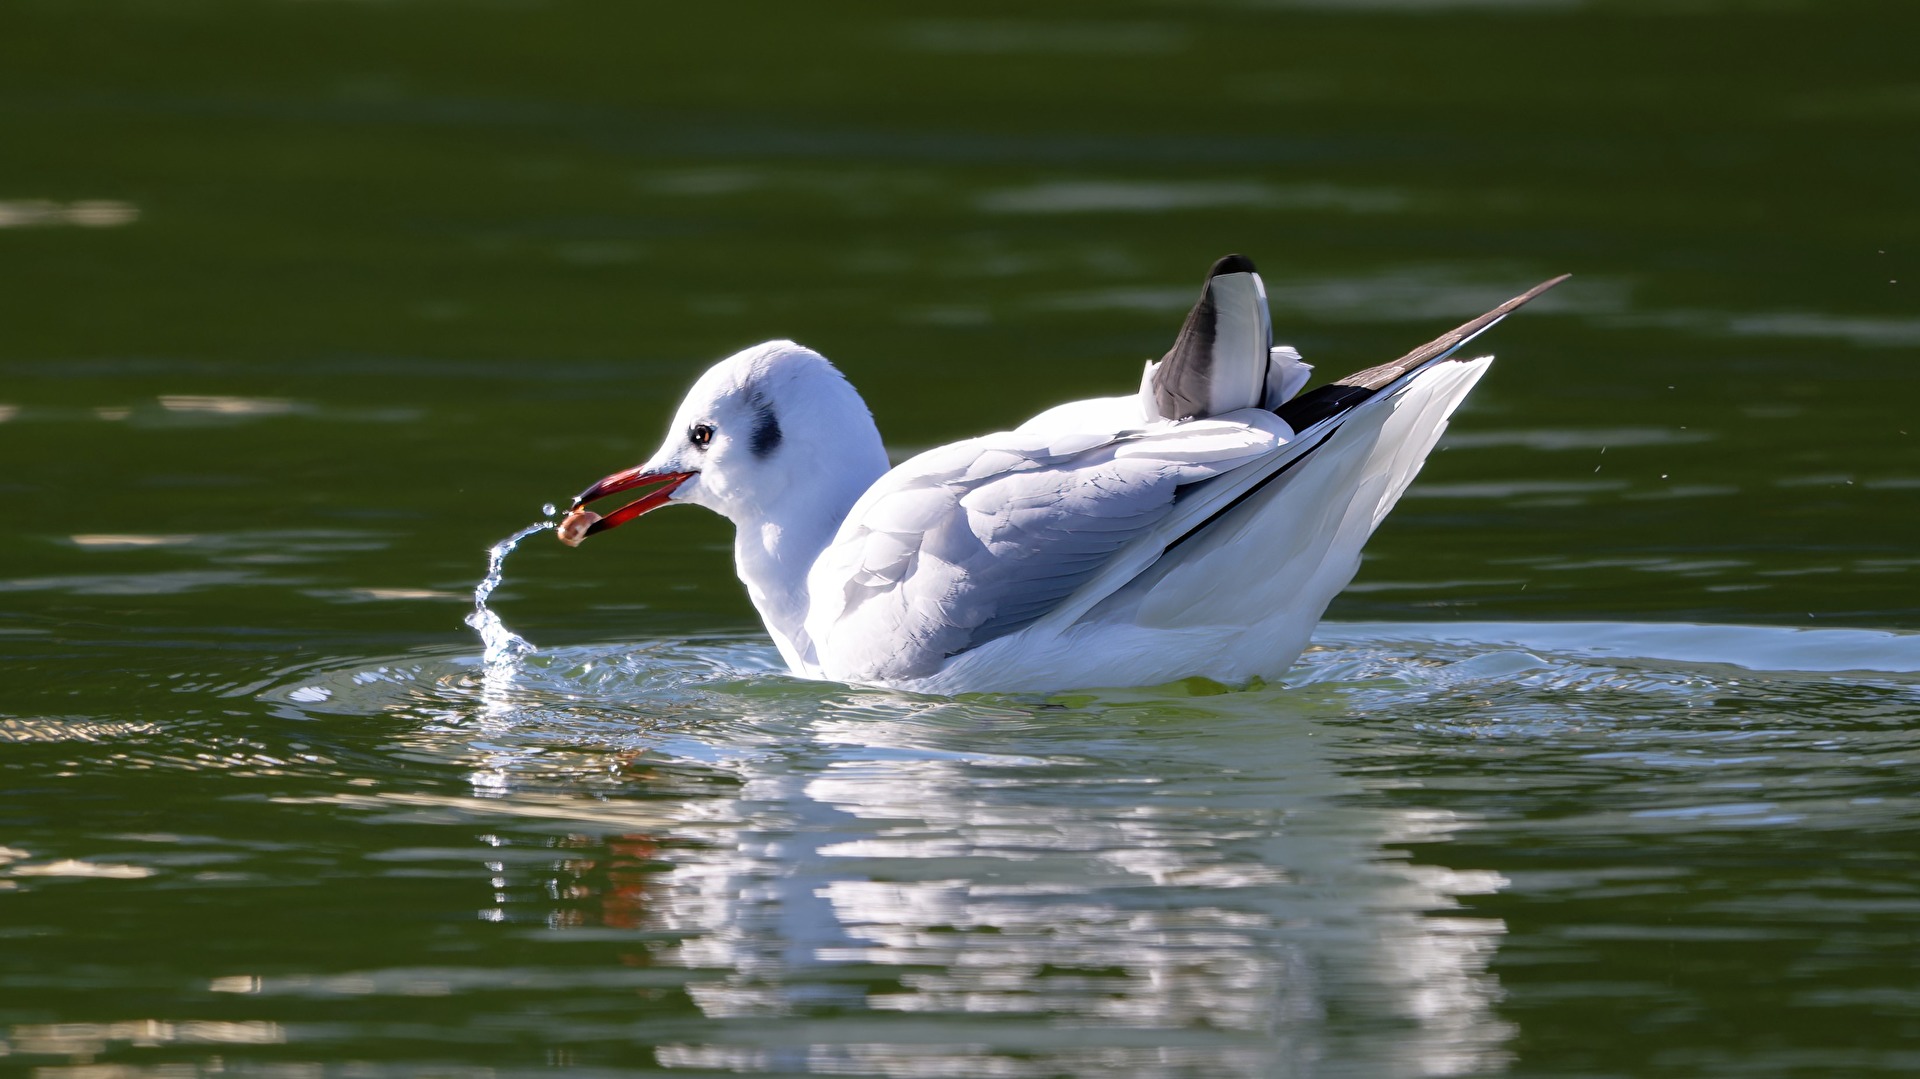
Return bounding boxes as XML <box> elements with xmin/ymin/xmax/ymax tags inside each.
<box><xmin>451</xmin><ymin>686</ymin><xmax>1517</xmax><ymax>1077</ymax></box>
<box><xmin>550</xmin><ymin>830</ymin><xmax>664</xmax><ymax>934</ymax></box>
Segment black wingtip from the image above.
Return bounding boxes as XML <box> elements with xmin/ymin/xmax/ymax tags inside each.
<box><xmin>1209</xmin><ymin>253</ymin><xmax>1257</xmax><ymax>277</ymax></box>
<box><xmin>1358</xmin><ymin>272</ymin><xmax>1571</xmax><ymax>384</ymax></box>
<box><xmin>1273</xmin><ymin>273</ymin><xmax>1571</xmax><ymax>430</ymax></box>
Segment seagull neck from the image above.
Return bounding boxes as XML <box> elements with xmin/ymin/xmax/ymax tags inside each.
<box><xmin>730</xmin><ymin>458</ymin><xmax>886</xmax><ymax>672</ymax></box>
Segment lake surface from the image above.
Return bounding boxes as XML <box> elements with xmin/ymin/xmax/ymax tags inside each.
<box><xmin>4</xmin><ymin>1</ymin><xmax>1919</xmax><ymax>1075</ymax></box>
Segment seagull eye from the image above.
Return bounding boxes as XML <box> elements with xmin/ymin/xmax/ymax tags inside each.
<box><xmin>689</xmin><ymin>423</ymin><xmax>716</xmax><ymax>448</ymax></box>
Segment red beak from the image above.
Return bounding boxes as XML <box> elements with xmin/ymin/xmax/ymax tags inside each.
<box><xmin>559</xmin><ymin>466</ymin><xmax>695</xmax><ymax>545</ymax></box>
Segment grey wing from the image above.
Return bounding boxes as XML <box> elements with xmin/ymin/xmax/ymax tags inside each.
<box><xmin>805</xmin><ymin>419</ymin><xmax>1285</xmax><ymax>683</ymax></box>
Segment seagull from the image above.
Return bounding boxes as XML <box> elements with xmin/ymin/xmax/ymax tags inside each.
<box><xmin>558</xmin><ymin>256</ymin><xmax>1565</xmax><ymax>694</ymax></box>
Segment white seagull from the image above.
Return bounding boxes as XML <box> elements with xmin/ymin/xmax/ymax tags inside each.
<box><xmin>558</xmin><ymin>256</ymin><xmax>1565</xmax><ymax>694</ymax></box>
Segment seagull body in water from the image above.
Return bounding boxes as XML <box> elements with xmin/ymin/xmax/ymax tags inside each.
<box><xmin>560</xmin><ymin>256</ymin><xmax>1565</xmax><ymax>694</ymax></box>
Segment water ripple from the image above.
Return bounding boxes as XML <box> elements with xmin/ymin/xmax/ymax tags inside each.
<box><xmin>12</xmin><ymin>621</ymin><xmax>1915</xmax><ymax>1076</ymax></box>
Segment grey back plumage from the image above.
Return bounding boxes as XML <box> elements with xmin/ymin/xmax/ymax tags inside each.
<box><xmin>807</xmin><ymin>417</ymin><xmax>1288</xmax><ymax>682</ymax></box>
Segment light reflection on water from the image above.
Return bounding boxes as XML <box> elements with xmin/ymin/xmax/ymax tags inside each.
<box><xmin>4</xmin><ymin>619</ymin><xmax>1918</xmax><ymax>1073</ymax></box>
<box><xmin>93</xmin><ymin>620</ymin><xmax>1891</xmax><ymax>1076</ymax></box>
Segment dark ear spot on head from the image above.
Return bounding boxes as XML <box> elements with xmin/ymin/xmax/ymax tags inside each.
<box><xmin>747</xmin><ymin>390</ymin><xmax>782</xmax><ymax>458</ymax></box>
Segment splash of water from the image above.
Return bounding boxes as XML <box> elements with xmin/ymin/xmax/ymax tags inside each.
<box><xmin>465</xmin><ymin>519</ymin><xmax>557</xmax><ymax>668</ymax></box>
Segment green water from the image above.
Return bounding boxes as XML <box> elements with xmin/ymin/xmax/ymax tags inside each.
<box><xmin>4</xmin><ymin>1</ymin><xmax>1919</xmax><ymax>1075</ymax></box>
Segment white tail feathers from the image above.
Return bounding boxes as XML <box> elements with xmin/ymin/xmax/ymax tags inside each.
<box><xmin>1263</xmin><ymin>345</ymin><xmax>1312</xmax><ymax>410</ymax></box>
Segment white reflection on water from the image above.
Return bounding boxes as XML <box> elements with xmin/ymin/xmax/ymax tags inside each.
<box><xmin>979</xmin><ymin>179</ymin><xmax>1405</xmax><ymax>215</ymax></box>
<box><xmin>1438</xmin><ymin>426</ymin><xmax>1712</xmax><ymax>452</ymax></box>
<box><xmin>0</xmin><ymin>199</ymin><xmax>139</xmax><ymax>228</ymax></box>
<box><xmin>281</xmin><ymin>646</ymin><xmax>1519</xmax><ymax>1077</ymax></box>
<box><xmin>257</xmin><ymin>620</ymin><xmax>1920</xmax><ymax>1076</ymax></box>
<box><xmin>5</xmin><ymin>1020</ymin><xmax>283</xmax><ymax>1058</ymax></box>
<box><xmin>67</xmin><ymin>534</ymin><xmax>199</xmax><ymax>549</ymax></box>
<box><xmin>1609</xmin><ymin>307</ymin><xmax>1920</xmax><ymax>349</ymax></box>
<box><xmin>1037</xmin><ymin>265</ymin><xmax>1623</xmax><ymax>322</ymax></box>
<box><xmin>496</xmin><ymin>744</ymin><xmax>1511</xmax><ymax>1075</ymax></box>
<box><xmin>158</xmin><ymin>394</ymin><xmax>296</xmax><ymax>416</ymax></box>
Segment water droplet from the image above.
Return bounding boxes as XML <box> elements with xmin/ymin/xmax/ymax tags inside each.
<box><xmin>541</xmin><ymin>502</ymin><xmax>557</xmax><ymax>517</ymax></box>
<box><xmin>466</xmin><ymin>520</ymin><xmax>557</xmax><ymax>670</ymax></box>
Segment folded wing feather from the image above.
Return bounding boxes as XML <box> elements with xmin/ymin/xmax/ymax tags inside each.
<box><xmin>806</xmin><ymin>415</ymin><xmax>1290</xmax><ymax>682</ymax></box>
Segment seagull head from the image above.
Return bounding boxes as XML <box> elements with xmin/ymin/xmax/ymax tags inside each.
<box><xmin>559</xmin><ymin>340</ymin><xmax>887</xmax><ymax>545</ymax></box>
